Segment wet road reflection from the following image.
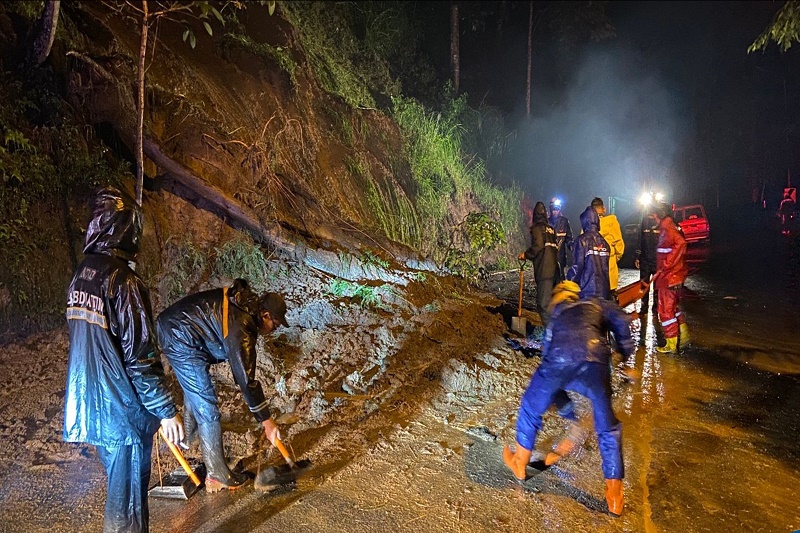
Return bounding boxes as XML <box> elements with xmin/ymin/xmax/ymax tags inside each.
<box><xmin>614</xmin><ymin>212</ymin><xmax>800</xmax><ymax>532</ymax></box>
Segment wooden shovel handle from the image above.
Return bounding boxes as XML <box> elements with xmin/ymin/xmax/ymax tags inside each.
<box><xmin>518</xmin><ymin>268</ymin><xmax>525</xmax><ymax>316</ymax></box>
<box><xmin>273</xmin><ymin>436</ymin><xmax>296</xmax><ymax>468</ymax></box>
<box><xmin>159</xmin><ymin>428</ymin><xmax>201</xmax><ymax>486</ymax></box>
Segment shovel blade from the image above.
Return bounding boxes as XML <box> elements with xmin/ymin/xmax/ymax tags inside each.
<box><xmin>511</xmin><ymin>316</ymin><xmax>526</xmax><ymax>335</ymax></box>
<box><xmin>254</xmin><ymin>459</ymin><xmax>313</xmax><ymax>492</ymax></box>
<box><xmin>148</xmin><ymin>464</ymin><xmax>205</xmax><ymax>500</ymax></box>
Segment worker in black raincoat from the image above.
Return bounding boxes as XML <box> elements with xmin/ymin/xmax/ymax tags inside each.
<box><xmin>549</xmin><ymin>198</ymin><xmax>574</xmax><ymax>279</ymax></box>
<box><xmin>64</xmin><ymin>187</ymin><xmax>183</xmax><ymax>533</ymax></box>
<box><xmin>503</xmin><ymin>280</ymin><xmax>636</xmax><ymax>516</ymax></box>
<box><xmin>156</xmin><ymin>279</ymin><xmax>289</xmax><ymax>492</ymax></box>
<box><xmin>521</xmin><ymin>201</ymin><xmax>561</xmax><ymax>323</ymax></box>
<box><xmin>635</xmin><ymin>207</ymin><xmax>660</xmax><ymax>314</ymax></box>
<box><xmin>567</xmin><ymin>206</ymin><xmax>612</xmax><ymax>300</ymax></box>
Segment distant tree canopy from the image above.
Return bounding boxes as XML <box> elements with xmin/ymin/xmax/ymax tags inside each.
<box><xmin>749</xmin><ymin>0</ymin><xmax>800</xmax><ymax>53</ymax></box>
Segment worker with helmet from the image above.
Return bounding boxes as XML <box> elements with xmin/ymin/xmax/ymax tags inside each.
<box><xmin>548</xmin><ymin>198</ymin><xmax>573</xmax><ymax>279</ymax></box>
<box><xmin>503</xmin><ymin>280</ymin><xmax>637</xmax><ymax>516</ymax></box>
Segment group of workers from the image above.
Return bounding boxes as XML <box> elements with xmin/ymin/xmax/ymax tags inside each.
<box><xmin>508</xmin><ymin>195</ymin><xmax>690</xmax><ymax>516</ymax></box>
<box><xmin>62</xmin><ymin>186</ymin><xmax>691</xmax><ymax>530</ymax></box>
<box><xmin>63</xmin><ymin>187</ymin><xmax>290</xmax><ymax>532</ymax></box>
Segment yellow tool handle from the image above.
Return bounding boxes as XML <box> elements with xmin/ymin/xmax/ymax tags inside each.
<box><xmin>159</xmin><ymin>428</ymin><xmax>201</xmax><ymax>486</ymax></box>
<box><xmin>517</xmin><ymin>268</ymin><xmax>525</xmax><ymax>317</ymax></box>
<box><xmin>273</xmin><ymin>436</ymin><xmax>296</xmax><ymax>468</ymax></box>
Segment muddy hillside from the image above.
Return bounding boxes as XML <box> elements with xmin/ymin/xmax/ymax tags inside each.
<box><xmin>0</xmin><ymin>0</ymin><xmax>529</xmax><ymax>501</ymax></box>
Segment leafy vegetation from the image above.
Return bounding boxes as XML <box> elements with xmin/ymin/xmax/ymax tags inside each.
<box><xmin>213</xmin><ymin>236</ymin><xmax>271</xmax><ymax>290</ymax></box>
<box><xmin>220</xmin><ymin>32</ymin><xmax>297</xmax><ymax>85</ymax></box>
<box><xmin>391</xmin><ymin>95</ymin><xmax>521</xmax><ymax>262</ymax></box>
<box><xmin>443</xmin><ymin>212</ymin><xmax>506</xmax><ymax>279</ymax></box>
<box><xmin>327</xmin><ymin>278</ymin><xmax>392</xmax><ymax>310</ymax></box>
<box><xmin>160</xmin><ymin>238</ymin><xmax>207</xmax><ymax>304</ymax></box>
<box><xmin>749</xmin><ymin>0</ymin><xmax>800</xmax><ymax>52</ymax></box>
<box><xmin>0</xmin><ymin>71</ymin><xmax>130</xmax><ymax>337</ymax></box>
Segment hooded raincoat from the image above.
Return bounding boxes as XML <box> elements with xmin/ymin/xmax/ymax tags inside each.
<box><xmin>567</xmin><ymin>207</ymin><xmax>611</xmax><ymax>300</ymax></box>
<box><xmin>515</xmin><ymin>297</ymin><xmax>634</xmax><ymax>480</ymax></box>
<box><xmin>64</xmin><ymin>187</ymin><xmax>177</xmax><ymax>533</ymax></box>
<box><xmin>523</xmin><ymin>202</ymin><xmax>560</xmax><ymax>320</ymax></box>
<box><xmin>655</xmin><ymin>214</ymin><xmax>688</xmax><ymax>338</ymax></box>
<box><xmin>598</xmin><ymin>212</ymin><xmax>624</xmax><ymax>291</ymax></box>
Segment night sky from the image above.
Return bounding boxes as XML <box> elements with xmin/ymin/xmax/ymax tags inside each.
<box><xmin>418</xmin><ymin>1</ymin><xmax>800</xmax><ymax>223</ymax></box>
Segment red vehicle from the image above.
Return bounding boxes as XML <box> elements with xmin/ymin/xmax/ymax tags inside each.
<box><xmin>672</xmin><ymin>204</ymin><xmax>710</xmax><ymax>243</ymax></box>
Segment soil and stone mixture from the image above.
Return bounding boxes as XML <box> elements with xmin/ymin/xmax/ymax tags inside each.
<box><xmin>2</xmin><ymin>257</ymin><xmax>800</xmax><ymax>533</ymax></box>
<box><xmin>0</xmin><ymin>256</ymin><xmax>565</xmax><ymax>532</ymax></box>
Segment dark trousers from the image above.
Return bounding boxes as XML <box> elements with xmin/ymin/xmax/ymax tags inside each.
<box><xmin>164</xmin><ymin>350</ymin><xmax>220</xmax><ymax>424</ymax></box>
<box><xmin>96</xmin><ymin>440</ymin><xmax>153</xmax><ymax>533</ymax></box>
<box><xmin>536</xmin><ymin>276</ymin><xmax>555</xmax><ymax>323</ymax></box>
<box><xmin>516</xmin><ymin>361</ymin><xmax>624</xmax><ymax>479</ymax></box>
<box><xmin>640</xmin><ymin>264</ymin><xmax>658</xmax><ymax>312</ymax></box>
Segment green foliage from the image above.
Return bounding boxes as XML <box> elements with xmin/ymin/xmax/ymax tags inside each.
<box><xmin>213</xmin><ymin>236</ymin><xmax>270</xmax><ymax>290</ymax></box>
<box><xmin>162</xmin><ymin>238</ymin><xmax>207</xmax><ymax>304</ymax></box>
<box><xmin>219</xmin><ymin>32</ymin><xmax>297</xmax><ymax>85</ymax></box>
<box><xmin>327</xmin><ymin>278</ymin><xmax>391</xmax><ymax>310</ymax></box>
<box><xmin>0</xmin><ymin>70</ymin><xmax>131</xmax><ymax>336</ymax></box>
<box><xmin>493</xmin><ymin>255</ymin><xmax>512</xmax><ymax>272</ymax></box>
<box><xmin>361</xmin><ymin>249</ymin><xmax>389</xmax><ymax>270</ymax></box>
<box><xmin>444</xmin><ymin>212</ymin><xmax>505</xmax><ymax>279</ymax></box>
<box><xmin>749</xmin><ymin>1</ymin><xmax>800</xmax><ymax>52</ymax></box>
<box><xmin>391</xmin><ymin>94</ymin><xmax>521</xmax><ymax>257</ymax></box>
<box><xmin>279</xmin><ymin>2</ymin><xmax>401</xmax><ymax>108</ymax></box>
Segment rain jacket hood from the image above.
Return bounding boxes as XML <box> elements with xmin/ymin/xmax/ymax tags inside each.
<box><xmin>533</xmin><ymin>202</ymin><xmax>548</xmax><ymax>224</ymax></box>
<box><xmin>64</xmin><ymin>188</ymin><xmax>176</xmax><ymax>447</ymax></box>
<box><xmin>83</xmin><ymin>187</ymin><xmax>142</xmax><ymax>261</ymax></box>
<box><xmin>580</xmin><ymin>206</ymin><xmax>600</xmax><ymax>233</ymax></box>
<box><xmin>567</xmin><ymin>206</ymin><xmax>611</xmax><ymax>299</ymax></box>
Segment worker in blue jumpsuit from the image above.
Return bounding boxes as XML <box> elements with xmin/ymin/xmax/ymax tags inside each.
<box><xmin>503</xmin><ymin>280</ymin><xmax>637</xmax><ymax>516</ymax></box>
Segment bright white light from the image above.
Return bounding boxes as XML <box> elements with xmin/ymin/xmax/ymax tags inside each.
<box><xmin>655</xmin><ymin>192</ymin><xmax>665</xmax><ymax>202</ymax></box>
<box><xmin>639</xmin><ymin>192</ymin><xmax>652</xmax><ymax>206</ymax></box>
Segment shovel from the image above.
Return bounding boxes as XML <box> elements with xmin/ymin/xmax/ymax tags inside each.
<box><xmin>616</xmin><ymin>278</ymin><xmax>652</xmax><ymax>309</ymax></box>
<box><xmin>254</xmin><ymin>435</ymin><xmax>312</xmax><ymax>492</ymax></box>
<box><xmin>149</xmin><ymin>428</ymin><xmax>205</xmax><ymax>500</ymax></box>
<box><xmin>511</xmin><ymin>258</ymin><xmax>527</xmax><ymax>335</ymax></box>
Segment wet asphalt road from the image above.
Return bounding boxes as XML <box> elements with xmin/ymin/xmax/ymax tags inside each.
<box><xmin>615</xmin><ymin>206</ymin><xmax>800</xmax><ymax>532</ymax></box>
<box><xmin>3</xmin><ymin>206</ymin><xmax>799</xmax><ymax>532</ymax></box>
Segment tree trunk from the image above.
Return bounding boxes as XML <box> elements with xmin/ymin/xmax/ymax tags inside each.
<box><xmin>32</xmin><ymin>0</ymin><xmax>60</xmax><ymax>65</ymax></box>
<box><xmin>136</xmin><ymin>1</ymin><xmax>149</xmax><ymax>206</ymax></box>
<box><xmin>450</xmin><ymin>2</ymin><xmax>460</xmax><ymax>94</ymax></box>
<box><xmin>526</xmin><ymin>0</ymin><xmax>533</xmax><ymax>118</ymax></box>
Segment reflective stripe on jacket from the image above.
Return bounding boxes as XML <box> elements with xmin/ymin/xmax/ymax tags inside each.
<box><xmin>157</xmin><ymin>280</ymin><xmax>272</xmax><ymax>422</ymax></box>
<box><xmin>567</xmin><ymin>206</ymin><xmax>611</xmax><ymax>299</ymax></box>
<box><xmin>655</xmin><ymin>216</ymin><xmax>688</xmax><ymax>289</ymax></box>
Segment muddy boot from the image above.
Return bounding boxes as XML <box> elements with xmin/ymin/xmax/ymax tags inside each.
<box><xmin>198</xmin><ymin>421</ymin><xmax>249</xmax><ymax>493</ymax></box>
<box><xmin>605</xmin><ymin>479</ymin><xmax>624</xmax><ymax>516</ymax></box>
<box><xmin>544</xmin><ymin>422</ymin><xmax>587</xmax><ymax>466</ymax></box>
<box><xmin>656</xmin><ymin>337</ymin><xmax>678</xmax><ymax>354</ymax></box>
<box><xmin>502</xmin><ymin>444</ymin><xmax>532</xmax><ymax>482</ymax></box>
<box><xmin>679</xmin><ymin>323</ymin><xmax>691</xmax><ymax>347</ymax></box>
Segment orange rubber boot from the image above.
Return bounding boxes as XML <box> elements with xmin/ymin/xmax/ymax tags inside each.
<box><xmin>605</xmin><ymin>479</ymin><xmax>624</xmax><ymax>516</ymax></box>
<box><xmin>502</xmin><ymin>445</ymin><xmax>532</xmax><ymax>481</ymax></box>
<box><xmin>544</xmin><ymin>438</ymin><xmax>575</xmax><ymax>466</ymax></box>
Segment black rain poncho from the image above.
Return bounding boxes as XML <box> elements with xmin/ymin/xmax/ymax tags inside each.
<box><xmin>63</xmin><ymin>188</ymin><xmax>177</xmax><ymax>447</ymax></box>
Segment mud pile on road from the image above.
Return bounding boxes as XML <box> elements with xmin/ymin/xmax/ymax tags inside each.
<box><xmin>0</xmin><ymin>265</ymin><xmax>528</xmax><ymax>493</ymax></box>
